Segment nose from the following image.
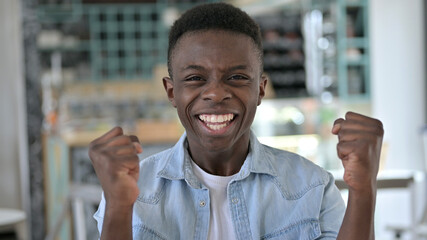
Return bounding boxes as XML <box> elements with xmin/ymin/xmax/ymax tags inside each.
<box><xmin>201</xmin><ymin>81</ymin><xmax>232</xmax><ymax>103</ymax></box>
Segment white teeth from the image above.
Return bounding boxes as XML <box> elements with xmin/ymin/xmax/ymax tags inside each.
<box><xmin>198</xmin><ymin>113</ymin><xmax>234</xmax><ymax>131</ymax></box>
<box><xmin>207</xmin><ymin>123</ymin><xmax>227</xmax><ymax>130</ymax></box>
<box><xmin>199</xmin><ymin>113</ymin><xmax>234</xmax><ymax>123</ymax></box>
<box><xmin>208</xmin><ymin>115</ymin><xmax>215</xmax><ymax>122</ymax></box>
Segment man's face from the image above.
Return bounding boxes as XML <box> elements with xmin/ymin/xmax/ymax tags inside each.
<box><xmin>163</xmin><ymin>30</ymin><xmax>267</xmax><ymax>152</ymax></box>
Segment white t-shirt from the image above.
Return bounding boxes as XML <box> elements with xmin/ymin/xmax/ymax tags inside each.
<box><xmin>191</xmin><ymin>161</ymin><xmax>238</xmax><ymax>240</ymax></box>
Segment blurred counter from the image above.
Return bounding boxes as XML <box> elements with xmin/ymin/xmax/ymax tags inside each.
<box><xmin>60</xmin><ymin>120</ymin><xmax>183</xmax><ymax>147</ymax></box>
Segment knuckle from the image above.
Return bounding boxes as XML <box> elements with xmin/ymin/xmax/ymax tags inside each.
<box><xmin>336</xmin><ymin>142</ymin><xmax>343</xmax><ymax>153</ymax></box>
<box><xmin>371</xmin><ymin>124</ymin><xmax>384</xmax><ymax>136</ymax></box>
<box><xmin>377</xmin><ymin>124</ymin><xmax>385</xmax><ymax>136</ymax></box>
<box><xmin>112</xmin><ymin>126</ymin><xmax>123</xmax><ymax>133</ymax></box>
<box><xmin>88</xmin><ymin>147</ymin><xmax>104</xmax><ymax>163</ymax></box>
<box><xmin>119</xmin><ymin>135</ymin><xmax>132</xmax><ymax>144</ymax></box>
<box><xmin>370</xmin><ymin>118</ymin><xmax>384</xmax><ymax>132</ymax></box>
<box><xmin>125</xmin><ymin>136</ymin><xmax>133</xmax><ymax>144</ymax></box>
<box><xmin>129</xmin><ymin>135</ymin><xmax>140</xmax><ymax>143</ymax></box>
<box><xmin>334</xmin><ymin>118</ymin><xmax>344</xmax><ymax>125</ymax></box>
<box><xmin>345</xmin><ymin>111</ymin><xmax>352</xmax><ymax>119</ymax></box>
<box><xmin>345</xmin><ymin>111</ymin><xmax>357</xmax><ymax>119</ymax></box>
<box><xmin>88</xmin><ymin>141</ymin><xmax>99</xmax><ymax>151</ymax></box>
<box><xmin>373</xmin><ymin>118</ymin><xmax>383</xmax><ymax>126</ymax></box>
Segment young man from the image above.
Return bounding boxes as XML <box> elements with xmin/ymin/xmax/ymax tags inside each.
<box><xmin>90</xmin><ymin>3</ymin><xmax>384</xmax><ymax>239</ymax></box>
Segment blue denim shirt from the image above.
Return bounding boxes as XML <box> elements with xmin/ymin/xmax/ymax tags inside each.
<box><xmin>94</xmin><ymin>132</ymin><xmax>345</xmax><ymax>239</ymax></box>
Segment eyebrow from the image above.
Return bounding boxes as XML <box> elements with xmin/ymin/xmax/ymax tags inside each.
<box><xmin>182</xmin><ymin>64</ymin><xmax>249</xmax><ymax>72</ymax></box>
<box><xmin>183</xmin><ymin>65</ymin><xmax>205</xmax><ymax>71</ymax></box>
<box><xmin>228</xmin><ymin>65</ymin><xmax>248</xmax><ymax>71</ymax></box>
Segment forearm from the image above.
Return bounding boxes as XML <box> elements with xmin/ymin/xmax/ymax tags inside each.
<box><xmin>100</xmin><ymin>204</ymin><xmax>133</xmax><ymax>240</ymax></box>
<box><xmin>337</xmin><ymin>189</ymin><xmax>376</xmax><ymax>240</ymax></box>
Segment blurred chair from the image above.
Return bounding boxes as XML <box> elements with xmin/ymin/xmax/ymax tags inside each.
<box><xmin>0</xmin><ymin>208</ymin><xmax>26</xmax><ymax>240</ymax></box>
<box><xmin>386</xmin><ymin>126</ymin><xmax>427</xmax><ymax>240</ymax></box>
<box><xmin>45</xmin><ymin>183</ymin><xmax>102</xmax><ymax>240</ymax></box>
<box><xmin>386</xmin><ymin>204</ymin><xmax>427</xmax><ymax>240</ymax></box>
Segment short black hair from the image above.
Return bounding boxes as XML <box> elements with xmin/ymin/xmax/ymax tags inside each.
<box><xmin>167</xmin><ymin>2</ymin><xmax>263</xmax><ymax>77</ymax></box>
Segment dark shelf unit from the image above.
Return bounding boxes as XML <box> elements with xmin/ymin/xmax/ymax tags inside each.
<box><xmin>254</xmin><ymin>11</ymin><xmax>307</xmax><ymax>98</ymax></box>
<box><xmin>36</xmin><ymin>0</ymin><xmax>217</xmax><ymax>82</ymax></box>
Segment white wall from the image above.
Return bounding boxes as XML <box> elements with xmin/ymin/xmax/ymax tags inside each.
<box><xmin>370</xmin><ymin>0</ymin><xmax>426</xmax><ymax>170</ymax></box>
<box><xmin>370</xmin><ymin>1</ymin><xmax>426</xmax><ymax>239</ymax></box>
<box><xmin>0</xmin><ymin>0</ymin><xmax>28</xmax><ymax>211</ymax></box>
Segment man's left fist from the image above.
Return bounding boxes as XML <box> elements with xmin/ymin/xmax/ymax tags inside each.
<box><xmin>332</xmin><ymin>112</ymin><xmax>384</xmax><ymax>193</ymax></box>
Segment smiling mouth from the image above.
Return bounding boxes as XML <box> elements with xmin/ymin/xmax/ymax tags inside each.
<box><xmin>198</xmin><ymin>113</ymin><xmax>235</xmax><ymax>131</ymax></box>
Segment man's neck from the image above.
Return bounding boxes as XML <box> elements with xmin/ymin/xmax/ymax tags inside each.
<box><xmin>186</xmin><ymin>136</ymin><xmax>250</xmax><ymax>176</ymax></box>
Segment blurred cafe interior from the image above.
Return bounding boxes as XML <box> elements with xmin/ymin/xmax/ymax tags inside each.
<box><xmin>0</xmin><ymin>0</ymin><xmax>426</xmax><ymax>239</ymax></box>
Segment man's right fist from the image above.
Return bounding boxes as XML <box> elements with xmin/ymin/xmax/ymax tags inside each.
<box><xmin>89</xmin><ymin>127</ymin><xmax>142</xmax><ymax>208</ymax></box>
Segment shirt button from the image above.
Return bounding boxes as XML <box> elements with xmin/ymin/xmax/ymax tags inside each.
<box><xmin>232</xmin><ymin>198</ymin><xmax>239</xmax><ymax>204</ymax></box>
<box><xmin>200</xmin><ymin>201</ymin><xmax>206</xmax><ymax>207</ymax></box>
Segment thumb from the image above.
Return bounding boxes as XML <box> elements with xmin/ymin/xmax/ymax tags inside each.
<box><xmin>332</xmin><ymin>118</ymin><xmax>344</xmax><ymax>135</ymax></box>
<box><xmin>129</xmin><ymin>135</ymin><xmax>143</xmax><ymax>154</ymax></box>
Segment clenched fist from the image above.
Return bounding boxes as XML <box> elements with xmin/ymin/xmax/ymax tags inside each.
<box><xmin>332</xmin><ymin>112</ymin><xmax>384</xmax><ymax>193</ymax></box>
<box><xmin>89</xmin><ymin>127</ymin><xmax>143</xmax><ymax>208</ymax></box>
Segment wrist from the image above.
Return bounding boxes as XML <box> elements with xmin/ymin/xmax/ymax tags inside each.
<box><xmin>101</xmin><ymin>201</ymin><xmax>134</xmax><ymax>240</ymax></box>
<box><xmin>348</xmin><ymin>185</ymin><xmax>377</xmax><ymax>211</ymax></box>
<box><xmin>105</xmin><ymin>201</ymin><xmax>134</xmax><ymax>216</ymax></box>
<box><xmin>348</xmin><ymin>178</ymin><xmax>377</xmax><ymax>196</ymax></box>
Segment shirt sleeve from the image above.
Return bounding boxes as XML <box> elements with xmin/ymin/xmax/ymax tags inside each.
<box><xmin>317</xmin><ymin>172</ymin><xmax>346</xmax><ymax>239</ymax></box>
<box><xmin>93</xmin><ymin>192</ymin><xmax>106</xmax><ymax>238</ymax></box>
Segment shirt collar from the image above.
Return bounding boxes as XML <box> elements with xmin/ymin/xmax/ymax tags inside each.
<box><xmin>156</xmin><ymin>133</ymin><xmax>202</xmax><ymax>188</ymax></box>
<box><xmin>238</xmin><ymin>131</ymin><xmax>278</xmax><ymax>179</ymax></box>
<box><xmin>156</xmin><ymin>131</ymin><xmax>277</xmax><ymax>186</ymax></box>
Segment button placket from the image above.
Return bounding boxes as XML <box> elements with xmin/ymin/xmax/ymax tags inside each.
<box><xmin>228</xmin><ymin>181</ymin><xmax>253</xmax><ymax>238</ymax></box>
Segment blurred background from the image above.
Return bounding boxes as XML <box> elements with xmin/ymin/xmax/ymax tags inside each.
<box><xmin>0</xmin><ymin>0</ymin><xmax>425</xmax><ymax>239</ymax></box>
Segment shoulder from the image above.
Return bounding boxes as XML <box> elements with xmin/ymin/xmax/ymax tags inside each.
<box><xmin>138</xmin><ymin>148</ymin><xmax>173</xmax><ymax>174</ymax></box>
<box><xmin>136</xmin><ymin>148</ymin><xmax>173</xmax><ymax>204</ymax></box>
<box><xmin>261</xmin><ymin>144</ymin><xmax>334</xmax><ymax>199</ymax></box>
<box><xmin>265</xmin><ymin>144</ymin><xmax>328</xmax><ymax>178</ymax></box>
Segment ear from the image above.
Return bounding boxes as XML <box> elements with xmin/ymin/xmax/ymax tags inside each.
<box><xmin>163</xmin><ymin>77</ymin><xmax>177</xmax><ymax>108</ymax></box>
<box><xmin>257</xmin><ymin>74</ymin><xmax>268</xmax><ymax>106</ymax></box>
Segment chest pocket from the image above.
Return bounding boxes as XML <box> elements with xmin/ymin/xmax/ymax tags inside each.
<box><xmin>133</xmin><ymin>225</ymin><xmax>168</xmax><ymax>240</ymax></box>
<box><xmin>261</xmin><ymin>219</ymin><xmax>321</xmax><ymax>240</ymax></box>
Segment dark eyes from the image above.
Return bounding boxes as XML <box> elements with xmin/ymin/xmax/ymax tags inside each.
<box><xmin>184</xmin><ymin>75</ymin><xmax>248</xmax><ymax>81</ymax></box>
<box><xmin>229</xmin><ymin>75</ymin><xmax>248</xmax><ymax>80</ymax></box>
<box><xmin>185</xmin><ymin>76</ymin><xmax>203</xmax><ymax>81</ymax></box>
